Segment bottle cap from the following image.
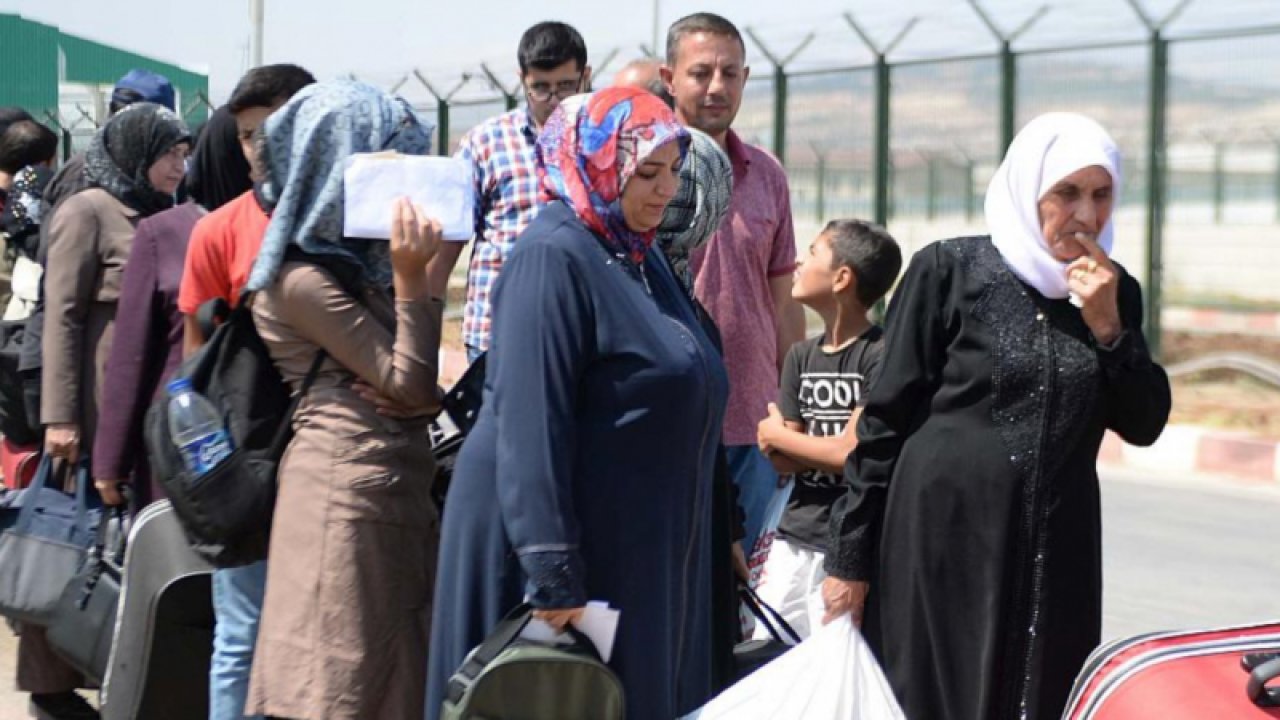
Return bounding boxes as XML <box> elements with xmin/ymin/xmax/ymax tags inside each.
<box><xmin>166</xmin><ymin>377</ymin><xmax>193</xmax><ymax>395</ymax></box>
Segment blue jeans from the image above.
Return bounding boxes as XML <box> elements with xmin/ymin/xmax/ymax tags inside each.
<box><xmin>725</xmin><ymin>444</ymin><xmax>785</xmax><ymax>560</ymax></box>
<box><xmin>210</xmin><ymin>561</ymin><xmax>267</xmax><ymax>720</ymax></box>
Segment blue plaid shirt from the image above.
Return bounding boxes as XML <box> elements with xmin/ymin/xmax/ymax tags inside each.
<box><xmin>454</xmin><ymin>108</ymin><xmax>543</xmax><ymax>351</ymax></box>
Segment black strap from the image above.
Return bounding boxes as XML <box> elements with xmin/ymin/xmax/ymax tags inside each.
<box><xmin>194</xmin><ymin>296</ymin><xmax>231</xmax><ymax>341</ymax></box>
<box><xmin>739</xmin><ymin>581</ymin><xmax>802</xmax><ymax>645</ymax></box>
<box><xmin>1247</xmin><ymin>656</ymin><xmax>1280</xmax><ymax>707</ymax></box>
<box><xmin>265</xmin><ymin>348</ymin><xmax>327</xmax><ymax>460</ymax></box>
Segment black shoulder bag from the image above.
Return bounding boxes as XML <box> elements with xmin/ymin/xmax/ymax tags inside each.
<box><xmin>143</xmin><ymin>292</ymin><xmax>324</xmax><ymax>568</ymax></box>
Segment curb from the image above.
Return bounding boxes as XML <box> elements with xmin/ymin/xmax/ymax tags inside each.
<box><xmin>1099</xmin><ymin>426</ymin><xmax>1280</xmax><ymax>485</ymax></box>
<box><xmin>1163</xmin><ymin>307</ymin><xmax>1280</xmax><ymax>337</ymax></box>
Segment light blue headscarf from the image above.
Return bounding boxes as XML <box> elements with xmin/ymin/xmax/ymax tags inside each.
<box><xmin>247</xmin><ymin>80</ymin><xmax>432</xmax><ymax>291</ymax></box>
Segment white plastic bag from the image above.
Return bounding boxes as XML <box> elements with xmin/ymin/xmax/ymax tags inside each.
<box><xmin>684</xmin><ymin>616</ymin><xmax>905</xmax><ymax>720</ymax></box>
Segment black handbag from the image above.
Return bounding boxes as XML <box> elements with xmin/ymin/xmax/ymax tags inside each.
<box><xmin>0</xmin><ymin>455</ymin><xmax>101</xmax><ymax>624</ymax></box>
<box><xmin>733</xmin><ymin>581</ymin><xmax>802</xmax><ymax>681</ymax></box>
<box><xmin>47</xmin><ymin>504</ymin><xmax>128</xmax><ymax>682</ymax></box>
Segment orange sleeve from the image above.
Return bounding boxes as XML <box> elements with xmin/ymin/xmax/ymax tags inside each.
<box><xmin>178</xmin><ymin>212</ymin><xmax>231</xmax><ymax>314</ymax></box>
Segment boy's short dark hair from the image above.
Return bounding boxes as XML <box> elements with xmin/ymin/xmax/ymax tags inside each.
<box><xmin>666</xmin><ymin>12</ymin><xmax>746</xmax><ymax>66</ymax></box>
<box><xmin>824</xmin><ymin>219</ymin><xmax>903</xmax><ymax>308</ymax></box>
<box><xmin>517</xmin><ymin>22</ymin><xmax>587</xmax><ymax>75</ymax></box>
<box><xmin>0</xmin><ymin>120</ymin><xmax>58</xmax><ymax>174</ymax></box>
<box><xmin>227</xmin><ymin>64</ymin><xmax>316</xmax><ymax>115</ymax></box>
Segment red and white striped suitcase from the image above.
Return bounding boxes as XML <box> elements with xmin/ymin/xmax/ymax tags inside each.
<box><xmin>1063</xmin><ymin>621</ymin><xmax>1280</xmax><ymax>719</ymax></box>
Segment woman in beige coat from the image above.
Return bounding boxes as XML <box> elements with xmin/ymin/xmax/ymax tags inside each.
<box><xmin>242</xmin><ymin>81</ymin><xmax>443</xmax><ymax>720</ymax></box>
<box><xmin>30</xmin><ymin>102</ymin><xmax>189</xmax><ymax>719</ymax></box>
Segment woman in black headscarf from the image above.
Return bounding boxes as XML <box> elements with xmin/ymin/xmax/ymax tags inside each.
<box><xmin>92</xmin><ymin>106</ymin><xmax>250</xmax><ymax>507</ymax></box>
<box><xmin>23</xmin><ymin>100</ymin><xmax>190</xmax><ymax>719</ymax></box>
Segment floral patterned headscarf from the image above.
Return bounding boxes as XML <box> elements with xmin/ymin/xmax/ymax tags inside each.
<box><xmin>535</xmin><ymin>87</ymin><xmax>689</xmax><ymax>265</ymax></box>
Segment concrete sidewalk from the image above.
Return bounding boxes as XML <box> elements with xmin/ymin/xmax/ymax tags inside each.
<box><xmin>1101</xmin><ymin>425</ymin><xmax>1280</xmax><ymax>486</ymax></box>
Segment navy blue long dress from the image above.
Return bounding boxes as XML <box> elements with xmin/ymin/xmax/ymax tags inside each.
<box><xmin>426</xmin><ymin>201</ymin><xmax>729</xmax><ymax>720</ymax></box>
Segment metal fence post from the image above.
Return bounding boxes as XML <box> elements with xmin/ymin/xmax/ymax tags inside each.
<box><xmin>745</xmin><ymin>28</ymin><xmax>815</xmax><ymax>168</ymax></box>
<box><xmin>967</xmin><ymin>1</ymin><xmax>1049</xmax><ymax>157</ymax></box>
<box><xmin>1125</xmin><ymin>0</ymin><xmax>1191</xmax><ymax>360</ymax></box>
<box><xmin>846</xmin><ymin>14</ymin><xmax>916</xmax><ymax>227</ymax></box>
<box><xmin>1274</xmin><ymin>141</ymin><xmax>1280</xmax><ymax>224</ymax></box>
<box><xmin>1212</xmin><ymin>140</ymin><xmax>1225</xmax><ymax>224</ymax></box>
<box><xmin>925</xmin><ymin>153</ymin><xmax>940</xmax><ymax>221</ymax></box>
<box><xmin>415</xmin><ymin>70</ymin><xmax>471</xmax><ymax>156</ymax></box>
<box><xmin>480</xmin><ymin>63</ymin><xmax>519</xmax><ymax>112</ymax></box>
<box><xmin>810</xmin><ymin>142</ymin><xmax>827</xmax><ymax>222</ymax></box>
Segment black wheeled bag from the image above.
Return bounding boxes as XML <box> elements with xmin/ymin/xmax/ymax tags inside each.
<box><xmin>100</xmin><ymin>500</ymin><xmax>215</xmax><ymax>720</ymax></box>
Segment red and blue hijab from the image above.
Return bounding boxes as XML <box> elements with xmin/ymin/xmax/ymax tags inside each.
<box><xmin>535</xmin><ymin>87</ymin><xmax>689</xmax><ymax>265</ymax></box>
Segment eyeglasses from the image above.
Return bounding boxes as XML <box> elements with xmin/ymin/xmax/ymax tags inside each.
<box><xmin>526</xmin><ymin>76</ymin><xmax>584</xmax><ymax>102</ymax></box>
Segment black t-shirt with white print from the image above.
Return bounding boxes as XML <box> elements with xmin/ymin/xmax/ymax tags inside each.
<box><xmin>776</xmin><ymin>326</ymin><xmax>884</xmax><ymax>553</ymax></box>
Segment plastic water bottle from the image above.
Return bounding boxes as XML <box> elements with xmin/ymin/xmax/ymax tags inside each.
<box><xmin>166</xmin><ymin>378</ymin><xmax>234</xmax><ymax>475</ymax></box>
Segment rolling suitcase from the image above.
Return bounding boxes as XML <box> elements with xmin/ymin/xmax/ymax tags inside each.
<box><xmin>100</xmin><ymin>500</ymin><xmax>216</xmax><ymax>720</ymax></box>
<box><xmin>1063</xmin><ymin>620</ymin><xmax>1280</xmax><ymax>719</ymax></box>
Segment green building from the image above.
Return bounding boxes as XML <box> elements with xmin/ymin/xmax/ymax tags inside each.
<box><xmin>0</xmin><ymin>12</ymin><xmax>208</xmax><ymax>137</ymax></box>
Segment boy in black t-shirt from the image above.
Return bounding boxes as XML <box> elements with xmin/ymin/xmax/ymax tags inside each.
<box><xmin>755</xmin><ymin>219</ymin><xmax>902</xmax><ymax>638</ymax></box>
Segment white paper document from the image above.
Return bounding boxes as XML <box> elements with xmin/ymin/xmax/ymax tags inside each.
<box><xmin>518</xmin><ymin>601</ymin><xmax>620</xmax><ymax>663</ymax></box>
<box><xmin>342</xmin><ymin>152</ymin><xmax>474</xmax><ymax>241</ymax></box>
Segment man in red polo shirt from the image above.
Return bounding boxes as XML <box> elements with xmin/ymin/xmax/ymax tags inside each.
<box><xmin>178</xmin><ymin>64</ymin><xmax>314</xmax><ymax>352</ymax></box>
<box><xmin>663</xmin><ymin>12</ymin><xmax>806</xmax><ymax>568</ymax></box>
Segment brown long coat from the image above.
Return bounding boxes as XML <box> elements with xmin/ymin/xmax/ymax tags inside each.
<box><xmin>41</xmin><ymin>187</ymin><xmax>139</xmax><ymax>442</ymax></box>
<box><xmin>22</xmin><ymin>187</ymin><xmax>138</xmax><ymax>694</ymax></box>
<box><xmin>247</xmin><ymin>261</ymin><xmax>443</xmax><ymax>720</ymax></box>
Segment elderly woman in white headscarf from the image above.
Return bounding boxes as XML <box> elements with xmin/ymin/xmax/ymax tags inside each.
<box><xmin>820</xmin><ymin>113</ymin><xmax>1171</xmax><ymax>720</ymax></box>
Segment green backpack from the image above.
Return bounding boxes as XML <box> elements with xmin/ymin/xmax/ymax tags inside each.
<box><xmin>441</xmin><ymin>604</ymin><xmax>625</xmax><ymax>720</ymax></box>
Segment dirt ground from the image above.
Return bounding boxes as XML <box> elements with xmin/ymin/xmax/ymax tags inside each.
<box><xmin>1164</xmin><ymin>331</ymin><xmax>1280</xmax><ymax>438</ymax></box>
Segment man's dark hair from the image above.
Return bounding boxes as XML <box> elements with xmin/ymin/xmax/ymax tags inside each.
<box><xmin>824</xmin><ymin>219</ymin><xmax>903</xmax><ymax>308</ymax></box>
<box><xmin>0</xmin><ymin>120</ymin><xmax>58</xmax><ymax>174</ymax></box>
<box><xmin>666</xmin><ymin>12</ymin><xmax>746</xmax><ymax>66</ymax></box>
<box><xmin>517</xmin><ymin>22</ymin><xmax>587</xmax><ymax>75</ymax></box>
<box><xmin>227</xmin><ymin>64</ymin><xmax>316</xmax><ymax>114</ymax></box>
<box><xmin>108</xmin><ymin>88</ymin><xmax>145</xmax><ymax>116</ymax></box>
<box><xmin>0</xmin><ymin>107</ymin><xmax>33</xmax><ymax>139</ymax></box>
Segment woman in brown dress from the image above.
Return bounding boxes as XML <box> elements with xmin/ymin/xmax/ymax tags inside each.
<box><xmin>241</xmin><ymin>81</ymin><xmax>443</xmax><ymax>720</ymax></box>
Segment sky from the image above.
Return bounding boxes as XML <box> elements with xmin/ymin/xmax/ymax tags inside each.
<box><xmin>6</xmin><ymin>0</ymin><xmax>1278</xmax><ymax>105</ymax></box>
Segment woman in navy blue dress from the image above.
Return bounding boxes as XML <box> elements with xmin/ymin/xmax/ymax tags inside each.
<box><xmin>426</xmin><ymin>87</ymin><xmax>729</xmax><ymax>719</ymax></box>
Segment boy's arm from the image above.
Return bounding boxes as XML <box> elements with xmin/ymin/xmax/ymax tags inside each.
<box><xmin>760</xmin><ymin>407</ymin><xmax>863</xmax><ymax>475</ymax></box>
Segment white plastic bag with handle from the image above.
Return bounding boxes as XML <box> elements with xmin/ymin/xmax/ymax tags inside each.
<box><xmin>683</xmin><ymin>615</ymin><xmax>905</xmax><ymax>720</ymax></box>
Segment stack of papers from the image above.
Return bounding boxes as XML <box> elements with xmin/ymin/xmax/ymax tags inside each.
<box><xmin>343</xmin><ymin>152</ymin><xmax>474</xmax><ymax>241</ymax></box>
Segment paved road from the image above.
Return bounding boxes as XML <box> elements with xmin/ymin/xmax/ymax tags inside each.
<box><xmin>1100</xmin><ymin>467</ymin><xmax>1280</xmax><ymax>640</ymax></box>
<box><xmin>0</xmin><ymin>468</ymin><xmax>1273</xmax><ymax>717</ymax></box>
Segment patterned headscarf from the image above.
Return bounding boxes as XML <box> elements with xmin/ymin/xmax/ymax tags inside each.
<box><xmin>986</xmin><ymin>112</ymin><xmax>1121</xmax><ymax>299</ymax></box>
<box><xmin>84</xmin><ymin>102</ymin><xmax>191</xmax><ymax>217</ymax></box>
<box><xmin>655</xmin><ymin>128</ymin><xmax>733</xmax><ymax>291</ymax></box>
<box><xmin>1</xmin><ymin>165</ymin><xmax>52</xmax><ymax>258</ymax></box>
<box><xmin>536</xmin><ymin>87</ymin><xmax>689</xmax><ymax>265</ymax></box>
<box><xmin>247</xmin><ymin>80</ymin><xmax>432</xmax><ymax>291</ymax></box>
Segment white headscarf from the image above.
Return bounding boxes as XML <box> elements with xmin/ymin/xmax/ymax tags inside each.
<box><xmin>985</xmin><ymin>112</ymin><xmax>1122</xmax><ymax>299</ymax></box>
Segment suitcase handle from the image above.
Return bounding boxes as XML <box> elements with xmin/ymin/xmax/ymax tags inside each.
<box><xmin>1246</xmin><ymin>656</ymin><xmax>1280</xmax><ymax>707</ymax></box>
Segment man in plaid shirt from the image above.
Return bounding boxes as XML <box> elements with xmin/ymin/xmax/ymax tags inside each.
<box><xmin>427</xmin><ymin>21</ymin><xmax>590</xmax><ymax>360</ymax></box>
